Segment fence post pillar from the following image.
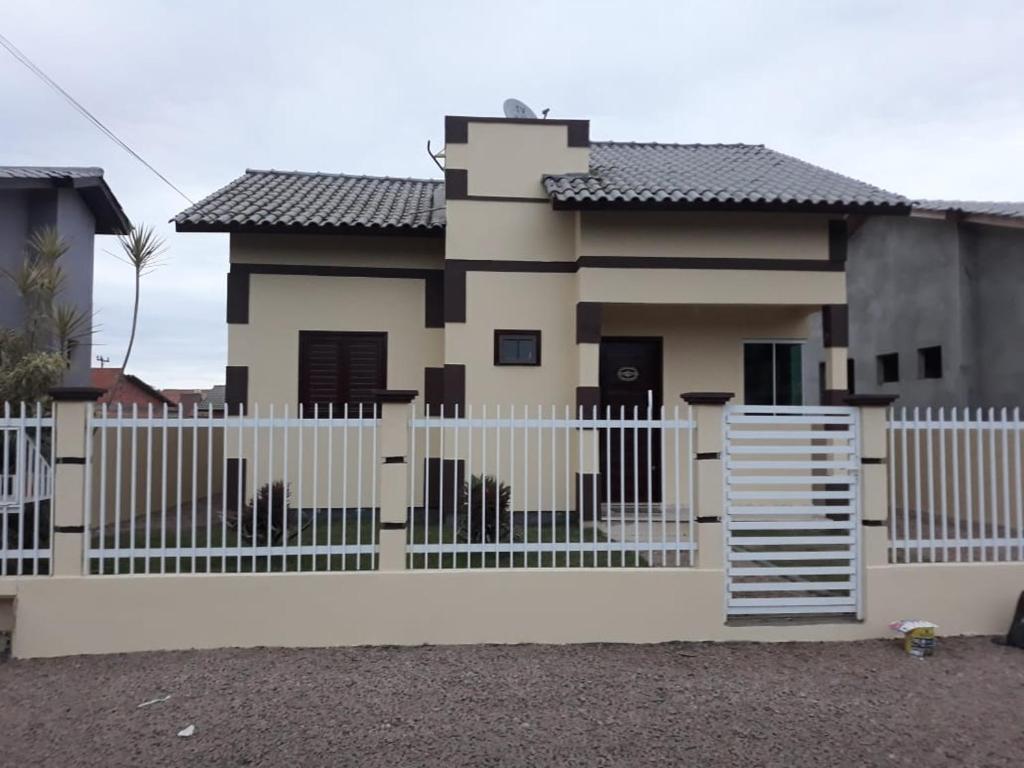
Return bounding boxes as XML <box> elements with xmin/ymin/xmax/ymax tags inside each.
<box><xmin>375</xmin><ymin>390</ymin><xmax>418</xmax><ymax>572</ymax></box>
<box><xmin>847</xmin><ymin>395</ymin><xmax>897</xmax><ymax>568</ymax></box>
<box><xmin>682</xmin><ymin>392</ymin><xmax>733</xmax><ymax>570</ymax></box>
<box><xmin>48</xmin><ymin>387</ymin><xmax>104</xmax><ymax>576</ymax></box>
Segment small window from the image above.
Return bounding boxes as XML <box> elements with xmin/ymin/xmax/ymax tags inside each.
<box><xmin>743</xmin><ymin>341</ymin><xmax>803</xmax><ymax>406</ymax></box>
<box><xmin>494</xmin><ymin>330</ymin><xmax>541</xmax><ymax>366</ymax></box>
<box><xmin>918</xmin><ymin>346</ymin><xmax>942</xmax><ymax>379</ymax></box>
<box><xmin>877</xmin><ymin>352</ymin><xmax>899</xmax><ymax>384</ymax></box>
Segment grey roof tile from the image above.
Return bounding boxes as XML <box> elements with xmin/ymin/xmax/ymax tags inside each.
<box><xmin>0</xmin><ymin>165</ymin><xmax>105</xmax><ymax>180</ymax></box>
<box><xmin>915</xmin><ymin>199</ymin><xmax>1024</xmax><ymax>220</ymax></box>
<box><xmin>543</xmin><ymin>142</ymin><xmax>909</xmax><ymax>210</ymax></box>
<box><xmin>174</xmin><ymin>169</ymin><xmax>445</xmax><ymax>233</ymax></box>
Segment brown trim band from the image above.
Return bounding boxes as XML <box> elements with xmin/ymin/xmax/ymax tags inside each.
<box><xmin>821</xmin><ymin>304</ymin><xmax>849</xmax><ymax>348</ymax></box>
<box><xmin>450</xmin><ymin>259</ymin><xmax>578</xmax><ymax>273</ymax></box>
<box><xmin>373</xmin><ymin>389</ymin><xmax>419</xmax><ymax>404</ymax></box>
<box><xmin>225</xmin><ymin>366</ymin><xmax>248</xmax><ymax>412</ymax></box>
<box><xmin>444</xmin><ymin>115</ymin><xmax>589</xmax><ymax>147</ymax></box>
<box><xmin>230</xmin><ymin>263</ymin><xmax>444</xmax><ymax>329</ymax></box>
<box><xmin>845</xmin><ymin>394</ymin><xmax>898</xmax><ymax>407</ymax></box>
<box><xmin>49</xmin><ymin>386</ymin><xmax>105</xmax><ymax>402</ymax></box>
<box><xmin>444</xmin><ymin>263</ymin><xmax>467</xmax><ymax>323</ymax></box>
<box><xmin>829</xmin><ymin>220</ymin><xmax>849</xmax><ymax>264</ymax></box>
<box><xmin>576</xmin><ymin>302</ymin><xmax>603</xmax><ymax>344</ymax></box>
<box><xmin>576</xmin><ymin>386</ymin><xmax>600</xmax><ymax>415</ymax></box>
<box><xmin>553</xmin><ymin>198</ymin><xmax>911</xmax><ymax>215</ymax></box>
<box><xmin>681</xmin><ymin>392</ymin><xmax>734</xmax><ymax>406</ymax></box>
<box><xmin>444</xmin><ymin>168</ymin><xmax>467</xmax><ymax>200</ymax></box>
<box><xmin>821</xmin><ymin>389</ymin><xmax>848</xmax><ymax>406</ymax></box>
<box><xmin>442</xmin><ymin>364</ymin><xmax>465</xmax><ymax>413</ymax></box>
<box><xmin>424</xmin><ymin>367</ymin><xmax>444</xmax><ymax>412</ymax></box>
<box><xmin>577</xmin><ymin>255</ymin><xmax>844</xmax><ymax>272</ymax></box>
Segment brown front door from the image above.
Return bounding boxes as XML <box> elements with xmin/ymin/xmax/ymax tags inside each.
<box><xmin>599</xmin><ymin>338</ymin><xmax>662</xmax><ymax>504</ymax></box>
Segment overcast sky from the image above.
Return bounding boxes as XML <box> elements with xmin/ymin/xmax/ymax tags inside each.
<box><xmin>3</xmin><ymin>1</ymin><xmax>1023</xmax><ymax>388</ymax></box>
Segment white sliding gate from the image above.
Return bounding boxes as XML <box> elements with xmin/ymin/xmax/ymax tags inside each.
<box><xmin>723</xmin><ymin>405</ymin><xmax>862</xmax><ymax>618</ymax></box>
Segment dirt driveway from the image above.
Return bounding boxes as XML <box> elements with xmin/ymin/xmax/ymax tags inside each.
<box><xmin>1</xmin><ymin>637</ymin><xmax>1022</xmax><ymax>767</ymax></box>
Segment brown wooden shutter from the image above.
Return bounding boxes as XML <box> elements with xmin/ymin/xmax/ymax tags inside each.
<box><xmin>299</xmin><ymin>332</ymin><xmax>386</xmax><ymax>415</ymax></box>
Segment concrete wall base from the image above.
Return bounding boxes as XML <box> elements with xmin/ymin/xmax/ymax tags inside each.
<box><xmin>7</xmin><ymin>564</ymin><xmax>1023</xmax><ymax>658</ymax></box>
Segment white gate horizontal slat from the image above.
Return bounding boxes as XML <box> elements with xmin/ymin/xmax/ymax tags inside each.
<box><xmin>726</xmin><ymin>445</ymin><xmax>855</xmax><ymax>455</ymax></box>
<box><xmin>728</xmin><ymin>550</ymin><xmax>855</xmax><ymax>562</ymax></box>
<box><xmin>729</xmin><ymin>580</ymin><xmax>855</xmax><ymax>593</ymax></box>
<box><xmin>728</xmin><ymin>596</ymin><xmax>857</xmax><ymax>608</ymax></box>
<box><xmin>728</xmin><ymin>475</ymin><xmax>854</xmax><ymax>485</ymax></box>
<box><xmin>727</xmin><ymin>430</ymin><xmax>855</xmax><ymax>440</ymax></box>
<box><xmin>727</xmin><ymin>415</ymin><xmax>854</xmax><ymax>425</ymax></box>
<box><xmin>727</xmin><ymin>460</ymin><xmax>856</xmax><ymax>470</ymax></box>
<box><xmin>727</xmin><ymin>604</ymin><xmax>857</xmax><ymax>616</ymax></box>
<box><xmin>728</xmin><ymin>490</ymin><xmax>853</xmax><ymax>501</ymax></box>
<box><xmin>727</xmin><ymin>520</ymin><xmax>853</xmax><ymax>531</ymax></box>
<box><xmin>728</xmin><ymin>535</ymin><xmax>854</xmax><ymax>546</ymax></box>
<box><xmin>729</xmin><ymin>565</ymin><xmax>854</xmax><ymax>576</ymax></box>
<box><xmin>725</xmin><ymin>505</ymin><xmax>854</xmax><ymax>516</ymax></box>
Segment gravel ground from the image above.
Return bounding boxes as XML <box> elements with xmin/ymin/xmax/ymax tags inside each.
<box><xmin>1</xmin><ymin>637</ymin><xmax>1022</xmax><ymax>767</ymax></box>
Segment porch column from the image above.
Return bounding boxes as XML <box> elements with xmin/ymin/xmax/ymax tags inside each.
<box><xmin>821</xmin><ymin>304</ymin><xmax>849</xmax><ymax>404</ymax></box>
<box><xmin>681</xmin><ymin>392</ymin><xmax>733</xmax><ymax>570</ymax></box>
<box><xmin>575</xmin><ymin>302</ymin><xmax>602</xmax><ymax>415</ymax></box>
<box><xmin>375</xmin><ymin>389</ymin><xmax>418</xmax><ymax>571</ymax></box>
<box><xmin>49</xmin><ymin>386</ymin><xmax>104</xmax><ymax>576</ymax></box>
<box><xmin>847</xmin><ymin>394</ymin><xmax>897</xmax><ymax>568</ymax></box>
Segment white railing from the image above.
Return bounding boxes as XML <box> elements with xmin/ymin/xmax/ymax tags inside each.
<box><xmin>1</xmin><ymin>403</ymin><xmax>54</xmax><ymax>576</ymax></box>
<box><xmin>889</xmin><ymin>407</ymin><xmax>1024</xmax><ymax>563</ymax></box>
<box><xmin>407</xmin><ymin>404</ymin><xmax>695</xmax><ymax>569</ymax></box>
<box><xmin>85</xmin><ymin>403</ymin><xmax>379</xmax><ymax>575</ymax></box>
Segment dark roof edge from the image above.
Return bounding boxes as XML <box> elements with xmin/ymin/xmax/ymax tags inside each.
<box><xmin>550</xmin><ymin>198</ymin><xmax>913</xmax><ymax>216</ymax></box>
<box><xmin>0</xmin><ymin>173</ymin><xmax>131</xmax><ymax>234</ymax></box>
<box><xmin>173</xmin><ymin>220</ymin><xmax>446</xmax><ymax>237</ymax></box>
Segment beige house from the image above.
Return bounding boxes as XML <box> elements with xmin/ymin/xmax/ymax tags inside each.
<box><xmin>175</xmin><ymin>115</ymin><xmax>908</xmax><ymax>504</ymax></box>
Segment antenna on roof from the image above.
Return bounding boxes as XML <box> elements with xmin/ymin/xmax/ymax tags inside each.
<box><xmin>426</xmin><ymin>140</ymin><xmax>445</xmax><ymax>173</ymax></box>
<box><xmin>503</xmin><ymin>98</ymin><xmax>537</xmax><ymax>119</ymax></box>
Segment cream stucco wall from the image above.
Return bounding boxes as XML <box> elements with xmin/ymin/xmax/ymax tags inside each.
<box><xmin>231</xmin><ymin>233</ymin><xmax>443</xmax><ymax>268</ymax></box>
<box><xmin>580</xmin><ymin>211</ymin><xmax>832</xmax><ymax>261</ymax></box>
<box><xmin>445</xmin><ymin>122</ymin><xmax>589</xmax><ymax>199</ymax></box>
<box><xmin>445</xmin><ymin>200</ymin><xmax>575</xmax><ymax>262</ymax></box>
<box><xmin>8</xmin><ymin>562</ymin><xmax>1023</xmax><ymax>657</ymax></box>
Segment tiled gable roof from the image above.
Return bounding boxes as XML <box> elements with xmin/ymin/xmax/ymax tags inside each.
<box><xmin>0</xmin><ymin>166</ymin><xmax>130</xmax><ymax>234</ymax></box>
<box><xmin>915</xmin><ymin>200</ymin><xmax>1024</xmax><ymax>221</ymax></box>
<box><xmin>543</xmin><ymin>142</ymin><xmax>909</xmax><ymax>211</ymax></box>
<box><xmin>174</xmin><ymin>169</ymin><xmax>445</xmax><ymax>234</ymax></box>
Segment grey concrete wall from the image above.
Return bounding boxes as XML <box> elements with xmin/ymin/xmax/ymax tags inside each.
<box><xmin>0</xmin><ymin>191</ymin><xmax>33</xmax><ymax>329</ymax></box>
<box><xmin>54</xmin><ymin>188</ymin><xmax>96</xmax><ymax>385</ymax></box>
<box><xmin>0</xmin><ymin>187</ymin><xmax>95</xmax><ymax>386</ymax></box>
<box><xmin>847</xmin><ymin>216</ymin><xmax>971</xmax><ymax>410</ymax></box>
<box><xmin>964</xmin><ymin>224</ymin><xmax>1024</xmax><ymax>408</ymax></box>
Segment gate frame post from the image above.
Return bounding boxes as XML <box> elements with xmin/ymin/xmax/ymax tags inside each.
<box><xmin>847</xmin><ymin>395</ymin><xmax>897</xmax><ymax>569</ymax></box>
<box><xmin>375</xmin><ymin>390</ymin><xmax>418</xmax><ymax>572</ymax></box>
<box><xmin>681</xmin><ymin>392</ymin><xmax>733</xmax><ymax>570</ymax></box>
<box><xmin>49</xmin><ymin>386</ymin><xmax>104</xmax><ymax>576</ymax></box>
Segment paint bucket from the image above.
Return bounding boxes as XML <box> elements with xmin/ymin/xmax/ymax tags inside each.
<box><xmin>890</xmin><ymin>620</ymin><xmax>938</xmax><ymax>657</ymax></box>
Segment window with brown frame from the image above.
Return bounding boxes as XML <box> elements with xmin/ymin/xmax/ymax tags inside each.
<box><xmin>494</xmin><ymin>330</ymin><xmax>541</xmax><ymax>366</ymax></box>
<box><xmin>298</xmin><ymin>331</ymin><xmax>387</xmax><ymax>416</ymax></box>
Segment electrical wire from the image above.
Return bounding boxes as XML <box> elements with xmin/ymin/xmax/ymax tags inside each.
<box><xmin>0</xmin><ymin>31</ymin><xmax>194</xmax><ymax>205</ymax></box>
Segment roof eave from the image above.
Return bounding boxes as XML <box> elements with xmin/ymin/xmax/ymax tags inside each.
<box><xmin>0</xmin><ymin>175</ymin><xmax>131</xmax><ymax>234</ymax></box>
<box><xmin>173</xmin><ymin>220</ymin><xmax>446</xmax><ymax>238</ymax></box>
<box><xmin>549</xmin><ymin>197</ymin><xmax>912</xmax><ymax>216</ymax></box>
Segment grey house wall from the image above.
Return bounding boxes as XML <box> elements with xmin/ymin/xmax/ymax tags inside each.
<box><xmin>804</xmin><ymin>216</ymin><xmax>1024</xmax><ymax>410</ymax></box>
<box><xmin>0</xmin><ymin>188</ymin><xmax>97</xmax><ymax>386</ymax></box>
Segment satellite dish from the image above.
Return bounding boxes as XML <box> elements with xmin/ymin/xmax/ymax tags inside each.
<box><xmin>503</xmin><ymin>98</ymin><xmax>537</xmax><ymax>119</ymax></box>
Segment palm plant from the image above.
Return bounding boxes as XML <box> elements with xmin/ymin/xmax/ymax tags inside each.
<box><xmin>115</xmin><ymin>225</ymin><xmax>165</xmax><ymax>374</ymax></box>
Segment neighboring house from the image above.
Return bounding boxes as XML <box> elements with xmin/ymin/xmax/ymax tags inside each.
<box><xmin>175</xmin><ymin>114</ymin><xmax>909</xmax><ymax>474</ymax></box>
<box><xmin>0</xmin><ymin>166</ymin><xmax>131</xmax><ymax>385</ymax></box>
<box><xmin>90</xmin><ymin>367</ymin><xmax>173</xmax><ymax>408</ymax></box>
<box><xmin>162</xmin><ymin>388</ymin><xmax>205</xmax><ymax>411</ymax></box>
<box><xmin>804</xmin><ymin>200</ymin><xmax>1024</xmax><ymax>409</ymax></box>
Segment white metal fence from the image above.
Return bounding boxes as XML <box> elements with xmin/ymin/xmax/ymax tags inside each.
<box><xmin>889</xmin><ymin>407</ymin><xmax>1024</xmax><ymax>563</ymax></box>
<box><xmin>1</xmin><ymin>403</ymin><xmax>54</xmax><ymax>575</ymax></box>
<box><xmin>86</xmin><ymin>403</ymin><xmax>379</xmax><ymax>574</ymax></box>
<box><xmin>407</xmin><ymin>404</ymin><xmax>695</xmax><ymax>569</ymax></box>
